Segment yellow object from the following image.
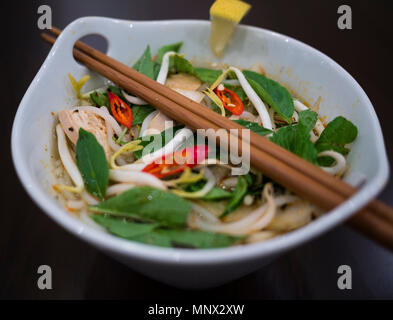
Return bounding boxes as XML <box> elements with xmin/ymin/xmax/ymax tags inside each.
<box><xmin>68</xmin><ymin>73</ymin><xmax>90</xmax><ymax>99</ymax></box>
<box><xmin>203</xmin><ymin>87</ymin><xmax>226</xmax><ymax>116</ymax></box>
<box><xmin>166</xmin><ymin>167</ymin><xmax>204</xmax><ymax>187</ymax></box>
<box><xmin>53</xmin><ymin>184</ymin><xmax>83</xmax><ymax>194</ymax></box>
<box><xmin>209</xmin><ymin>0</ymin><xmax>251</xmax><ymax>57</ymax></box>
<box><xmin>110</xmin><ymin>140</ymin><xmax>143</xmax><ymax>169</ymax></box>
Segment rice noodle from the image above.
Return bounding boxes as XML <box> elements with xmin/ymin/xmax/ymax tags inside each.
<box><xmin>191</xmin><ymin>184</ymin><xmax>299</xmax><ymax>235</ymax></box>
<box><xmin>56</xmin><ymin>124</ymin><xmax>84</xmax><ymax>190</ymax></box>
<box><xmin>109</xmin><ymin>169</ymin><xmax>167</xmax><ymax>190</ymax></box>
<box><xmin>318</xmin><ymin>150</ymin><xmax>346</xmax><ymax>175</ymax></box>
<box><xmin>228</xmin><ymin>67</ymin><xmax>273</xmax><ymax>130</ymax></box>
<box><xmin>106</xmin><ymin>183</ymin><xmax>136</xmax><ymax>196</ymax></box>
<box><xmin>104</xmin><ymin>115</ymin><xmax>121</xmax><ymax>152</ymax></box>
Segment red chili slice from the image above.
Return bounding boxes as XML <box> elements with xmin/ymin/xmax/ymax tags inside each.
<box><xmin>214</xmin><ymin>87</ymin><xmax>244</xmax><ymax>115</ymax></box>
<box><xmin>108</xmin><ymin>91</ymin><xmax>133</xmax><ymax>128</ymax></box>
<box><xmin>143</xmin><ymin>145</ymin><xmax>209</xmax><ymax>179</ymax></box>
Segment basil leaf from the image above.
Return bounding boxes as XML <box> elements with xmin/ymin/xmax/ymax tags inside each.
<box><xmin>221</xmin><ymin>176</ymin><xmax>248</xmax><ymax>217</ymax></box>
<box><xmin>133</xmin><ymin>125</ymin><xmax>184</xmax><ymax>159</ymax></box>
<box><xmin>132</xmin><ymin>45</ymin><xmax>155</xmax><ymax>79</ymax></box>
<box><xmin>202</xmin><ymin>188</ymin><xmax>233</xmax><ymax>201</ymax></box>
<box><xmin>172</xmin><ymin>56</ymin><xmax>223</xmax><ymax>85</ymax></box>
<box><xmin>194</xmin><ymin>68</ymin><xmax>222</xmax><ymax>84</ymax></box>
<box><xmin>132</xmin><ymin>229</ymin><xmax>241</xmax><ymax>249</ymax></box>
<box><xmin>92</xmin><ymin>214</ymin><xmax>158</xmax><ymax>238</ymax></box>
<box><xmin>156</xmin><ymin>41</ymin><xmax>183</xmax><ymax>64</ymax></box>
<box><xmin>76</xmin><ymin>128</ymin><xmax>109</xmax><ymax>199</ymax></box>
<box><xmin>108</xmin><ymin>85</ymin><xmax>127</xmax><ymax>101</ymax></box>
<box><xmin>270</xmin><ymin>110</ymin><xmax>318</xmax><ymax>163</ymax></box>
<box><xmin>153</xmin><ymin>62</ymin><xmax>161</xmax><ymax>80</ymax></box>
<box><xmin>315</xmin><ymin>116</ymin><xmax>358</xmax><ymax>155</ymax></box>
<box><xmin>173</xmin><ymin>55</ymin><xmax>196</xmax><ymax>75</ymax></box>
<box><xmin>89</xmin><ymin>187</ymin><xmax>191</xmax><ymax>227</ymax></box>
<box><xmin>233</xmin><ymin>119</ymin><xmax>273</xmax><ymax>136</ymax></box>
<box><xmin>243</xmin><ymin>70</ymin><xmax>294</xmax><ymax>123</ymax></box>
<box><xmin>131</xmin><ymin>105</ymin><xmax>156</xmax><ymax>126</ymax></box>
<box><xmin>90</xmin><ymin>91</ymin><xmax>109</xmax><ymax>109</ymax></box>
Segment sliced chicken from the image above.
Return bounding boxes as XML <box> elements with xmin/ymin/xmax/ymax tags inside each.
<box><xmin>58</xmin><ymin>109</ymin><xmax>111</xmax><ymax>159</ymax></box>
<box><xmin>165</xmin><ymin>73</ymin><xmax>202</xmax><ymax>91</ymax></box>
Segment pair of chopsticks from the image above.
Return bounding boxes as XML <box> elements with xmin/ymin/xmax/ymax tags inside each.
<box><xmin>41</xmin><ymin>27</ymin><xmax>393</xmax><ymax>251</ymax></box>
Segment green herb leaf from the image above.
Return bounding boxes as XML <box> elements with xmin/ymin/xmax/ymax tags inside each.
<box><xmin>108</xmin><ymin>85</ymin><xmax>127</xmax><ymax>101</ymax></box>
<box><xmin>315</xmin><ymin>116</ymin><xmax>358</xmax><ymax>155</ymax></box>
<box><xmin>132</xmin><ymin>45</ymin><xmax>155</xmax><ymax>79</ymax></box>
<box><xmin>132</xmin><ymin>229</ymin><xmax>241</xmax><ymax>249</ymax></box>
<box><xmin>92</xmin><ymin>214</ymin><xmax>158</xmax><ymax>238</ymax></box>
<box><xmin>194</xmin><ymin>68</ymin><xmax>222</xmax><ymax>84</ymax></box>
<box><xmin>243</xmin><ymin>70</ymin><xmax>294</xmax><ymax>123</ymax></box>
<box><xmin>221</xmin><ymin>176</ymin><xmax>248</xmax><ymax>217</ymax></box>
<box><xmin>89</xmin><ymin>187</ymin><xmax>191</xmax><ymax>227</ymax></box>
<box><xmin>156</xmin><ymin>42</ymin><xmax>183</xmax><ymax>64</ymax></box>
<box><xmin>233</xmin><ymin>119</ymin><xmax>273</xmax><ymax>136</ymax></box>
<box><xmin>270</xmin><ymin>110</ymin><xmax>318</xmax><ymax>163</ymax></box>
<box><xmin>90</xmin><ymin>91</ymin><xmax>109</xmax><ymax>109</ymax></box>
<box><xmin>173</xmin><ymin>55</ymin><xmax>196</xmax><ymax>75</ymax></box>
<box><xmin>202</xmin><ymin>188</ymin><xmax>233</xmax><ymax>201</ymax></box>
<box><xmin>131</xmin><ymin>105</ymin><xmax>156</xmax><ymax>126</ymax></box>
<box><xmin>76</xmin><ymin>128</ymin><xmax>109</xmax><ymax>199</ymax></box>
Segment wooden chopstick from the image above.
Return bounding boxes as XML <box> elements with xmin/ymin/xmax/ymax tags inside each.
<box><xmin>40</xmin><ymin>30</ymin><xmax>393</xmax><ymax>250</ymax></box>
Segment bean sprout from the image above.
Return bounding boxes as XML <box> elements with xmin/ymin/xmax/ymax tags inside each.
<box><xmin>229</xmin><ymin>67</ymin><xmax>273</xmax><ymax>130</ymax></box>
<box><xmin>156</xmin><ymin>51</ymin><xmax>176</xmax><ymax>84</ymax></box>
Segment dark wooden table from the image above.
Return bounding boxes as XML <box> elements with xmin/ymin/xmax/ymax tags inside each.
<box><xmin>1</xmin><ymin>0</ymin><xmax>392</xmax><ymax>299</ymax></box>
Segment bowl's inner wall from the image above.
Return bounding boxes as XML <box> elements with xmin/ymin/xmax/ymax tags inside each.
<box><xmin>21</xmin><ymin>20</ymin><xmax>379</xmax><ymax>206</ymax></box>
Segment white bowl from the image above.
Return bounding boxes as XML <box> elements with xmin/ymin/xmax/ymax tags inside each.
<box><xmin>12</xmin><ymin>17</ymin><xmax>389</xmax><ymax>289</ymax></box>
